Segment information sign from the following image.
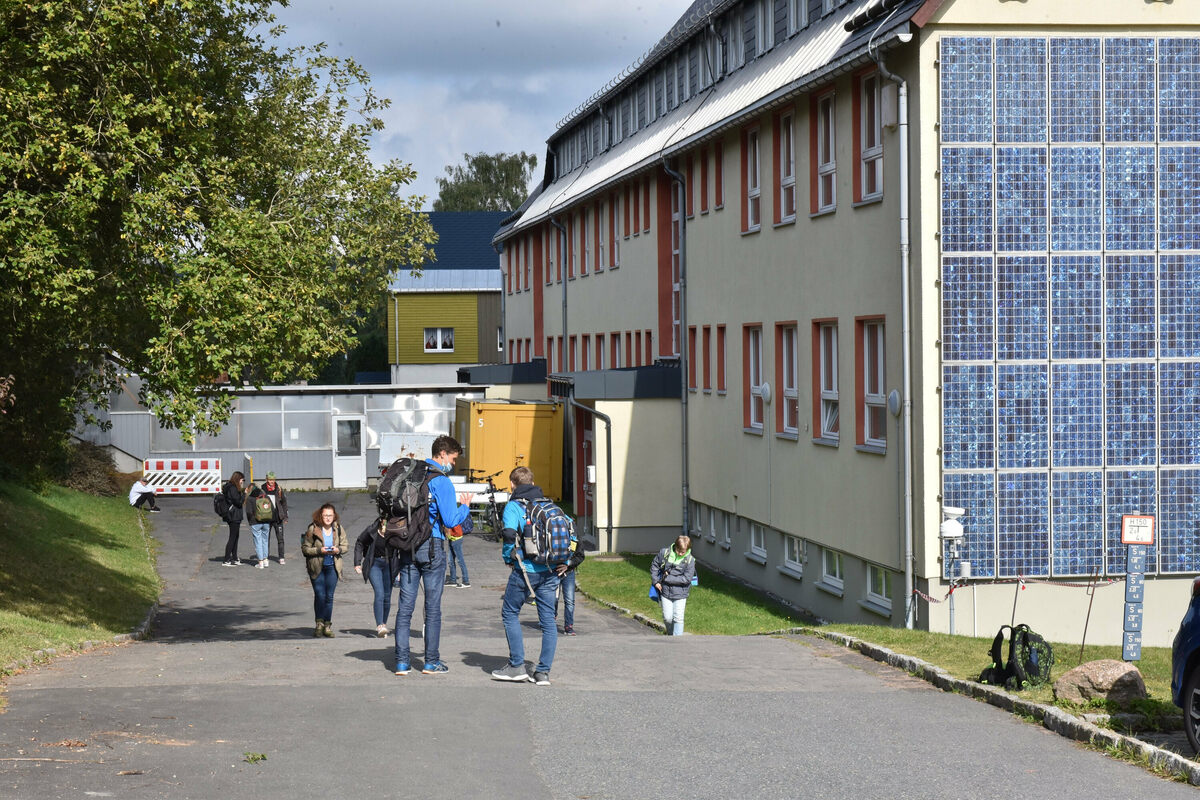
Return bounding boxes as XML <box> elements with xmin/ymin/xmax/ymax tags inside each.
<box><xmin>1121</xmin><ymin>514</ymin><xmax>1156</xmax><ymax>546</ymax></box>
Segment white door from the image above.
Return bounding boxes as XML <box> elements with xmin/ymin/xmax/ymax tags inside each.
<box><xmin>332</xmin><ymin>416</ymin><xmax>367</xmax><ymax>489</ymax></box>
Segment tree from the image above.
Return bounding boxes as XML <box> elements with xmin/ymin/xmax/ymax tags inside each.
<box><xmin>433</xmin><ymin>151</ymin><xmax>538</xmax><ymax>212</ymax></box>
<box><xmin>0</xmin><ymin>0</ymin><xmax>435</xmax><ymax>482</ymax></box>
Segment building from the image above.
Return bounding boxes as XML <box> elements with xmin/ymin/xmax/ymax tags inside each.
<box><xmin>488</xmin><ymin>0</ymin><xmax>1200</xmax><ymax>647</ymax></box>
<box><xmin>387</xmin><ymin>211</ymin><xmax>507</xmax><ymax>384</ymax></box>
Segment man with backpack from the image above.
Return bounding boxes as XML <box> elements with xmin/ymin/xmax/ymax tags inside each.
<box><xmin>259</xmin><ymin>472</ymin><xmax>289</xmax><ymax>565</ymax></box>
<box><xmin>391</xmin><ymin>435</ymin><xmax>474</xmax><ymax>676</ymax></box>
<box><xmin>490</xmin><ymin>466</ymin><xmax>574</xmax><ymax>686</ymax></box>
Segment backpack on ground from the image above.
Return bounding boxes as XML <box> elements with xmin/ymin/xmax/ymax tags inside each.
<box><xmin>213</xmin><ymin>489</ymin><xmax>231</xmax><ymax>520</ymax></box>
<box><xmin>517</xmin><ymin>498</ymin><xmax>575</xmax><ymax>566</ymax></box>
<box><xmin>978</xmin><ymin>623</ymin><xmax>1054</xmax><ymax>691</ymax></box>
<box><xmin>252</xmin><ymin>493</ymin><xmax>274</xmax><ymax>523</ymax></box>
<box><xmin>377</xmin><ymin>458</ymin><xmax>435</xmax><ymax>553</ymax></box>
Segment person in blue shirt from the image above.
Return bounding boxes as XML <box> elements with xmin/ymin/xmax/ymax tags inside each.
<box><xmin>393</xmin><ymin>435</ymin><xmax>474</xmax><ymax>676</ymax></box>
<box><xmin>490</xmin><ymin>466</ymin><xmax>564</xmax><ymax>686</ymax></box>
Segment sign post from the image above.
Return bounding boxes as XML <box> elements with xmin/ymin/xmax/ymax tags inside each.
<box><xmin>1120</xmin><ymin>514</ymin><xmax>1154</xmax><ymax>662</ymax></box>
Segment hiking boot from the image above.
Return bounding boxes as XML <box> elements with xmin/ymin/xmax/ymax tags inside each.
<box><xmin>490</xmin><ymin>663</ymin><xmax>530</xmax><ymax>682</ymax></box>
<box><xmin>376</xmin><ymin>624</ymin><xmax>388</xmax><ymax>637</ymax></box>
<box><xmin>394</xmin><ymin>662</ymin><xmax>410</xmax><ymax>676</ymax></box>
<box><xmin>314</xmin><ymin>621</ymin><xmax>324</xmax><ymax>638</ymax></box>
<box><xmin>533</xmin><ymin>671</ymin><xmax>551</xmax><ymax>686</ymax></box>
<box><xmin>321</xmin><ymin>621</ymin><xmax>334</xmax><ymax>638</ymax></box>
<box><xmin>422</xmin><ymin>661</ymin><xmax>449</xmax><ymax>675</ymax></box>
<box><xmin>564</xmin><ymin>625</ymin><xmax>576</xmax><ymax>636</ymax></box>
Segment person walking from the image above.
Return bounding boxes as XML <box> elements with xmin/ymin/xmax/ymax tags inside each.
<box><xmin>302</xmin><ymin>503</ymin><xmax>349</xmax><ymax>638</ymax></box>
<box><xmin>259</xmin><ymin>472</ymin><xmax>288</xmax><ymax>565</ymax></box>
<box><xmin>354</xmin><ymin>518</ymin><xmax>394</xmax><ymax>637</ymax></box>
<box><xmin>392</xmin><ymin>435</ymin><xmax>474</xmax><ymax>676</ymax></box>
<box><xmin>651</xmin><ymin>535</ymin><xmax>696</xmax><ymax>636</ymax></box>
<box><xmin>557</xmin><ymin>542</ymin><xmax>585</xmax><ymax>635</ymax></box>
<box><xmin>220</xmin><ymin>472</ymin><xmax>246</xmax><ymax>566</ymax></box>
<box><xmin>445</xmin><ymin>515</ymin><xmax>472</xmax><ymax>588</ymax></box>
<box><xmin>490</xmin><ymin>466</ymin><xmax>564</xmax><ymax>686</ymax></box>
<box><xmin>128</xmin><ymin>476</ymin><xmax>161</xmax><ymax>513</ymax></box>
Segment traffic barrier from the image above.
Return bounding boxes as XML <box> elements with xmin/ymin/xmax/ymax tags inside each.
<box><xmin>143</xmin><ymin>458</ymin><xmax>222</xmax><ymax>494</ymax></box>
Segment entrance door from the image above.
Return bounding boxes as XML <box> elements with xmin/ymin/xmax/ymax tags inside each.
<box><xmin>332</xmin><ymin>416</ymin><xmax>367</xmax><ymax>488</ymax></box>
<box><xmin>580</xmin><ymin>430</ymin><xmax>595</xmax><ymax>545</ymax></box>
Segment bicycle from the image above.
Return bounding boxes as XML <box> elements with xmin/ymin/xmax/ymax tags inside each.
<box><xmin>466</xmin><ymin>467</ymin><xmax>504</xmax><ymax>540</ymax></box>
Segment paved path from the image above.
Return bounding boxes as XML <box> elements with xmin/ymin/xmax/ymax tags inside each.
<box><xmin>1</xmin><ymin>494</ymin><xmax>1195</xmax><ymax>799</ymax></box>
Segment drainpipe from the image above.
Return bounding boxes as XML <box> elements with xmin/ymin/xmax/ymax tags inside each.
<box><xmin>872</xmin><ymin>46</ymin><xmax>915</xmax><ymax>628</ymax></box>
<box><xmin>661</xmin><ymin>157</ymin><xmax>690</xmax><ymax>537</ymax></box>
<box><xmin>567</xmin><ymin>394</ymin><xmax>613</xmax><ymax>553</ymax></box>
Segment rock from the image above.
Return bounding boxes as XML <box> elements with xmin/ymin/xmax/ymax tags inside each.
<box><xmin>1053</xmin><ymin>659</ymin><xmax>1147</xmax><ymax>708</ymax></box>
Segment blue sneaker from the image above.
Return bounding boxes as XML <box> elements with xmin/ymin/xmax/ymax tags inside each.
<box><xmin>422</xmin><ymin>661</ymin><xmax>449</xmax><ymax>675</ymax></box>
<box><xmin>394</xmin><ymin>662</ymin><xmax>410</xmax><ymax>676</ymax></box>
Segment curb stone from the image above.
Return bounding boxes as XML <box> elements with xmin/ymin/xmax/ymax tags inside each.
<box><xmin>791</xmin><ymin>626</ymin><xmax>1200</xmax><ymax>785</ymax></box>
<box><xmin>576</xmin><ymin>588</ymin><xmax>667</xmax><ymax>634</ymax></box>
<box><xmin>2</xmin><ymin>600</ymin><xmax>159</xmax><ymax>677</ymax></box>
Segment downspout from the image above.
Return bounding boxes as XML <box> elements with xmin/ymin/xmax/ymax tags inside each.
<box><xmin>872</xmin><ymin>42</ymin><xmax>915</xmax><ymax>628</ymax></box>
<box><xmin>661</xmin><ymin>157</ymin><xmax>690</xmax><ymax>537</ymax></box>
<box><xmin>567</xmin><ymin>394</ymin><xmax>613</xmax><ymax>553</ymax></box>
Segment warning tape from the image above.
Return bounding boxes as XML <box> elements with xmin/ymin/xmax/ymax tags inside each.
<box><xmin>914</xmin><ymin>573</ymin><xmax>1121</xmax><ymax>604</ymax></box>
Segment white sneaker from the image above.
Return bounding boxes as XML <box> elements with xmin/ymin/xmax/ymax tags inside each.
<box><xmin>278</xmin><ymin>558</ymin><xmax>286</xmax><ymax>566</ymax></box>
<box><xmin>255</xmin><ymin>561</ymin><xmax>265</xmax><ymax>569</ymax></box>
<box><xmin>262</xmin><ymin>559</ymin><xmax>268</xmax><ymax>568</ymax></box>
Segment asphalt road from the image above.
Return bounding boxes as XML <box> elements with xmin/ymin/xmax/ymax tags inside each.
<box><xmin>1</xmin><ymin>493</ymin><xmax>1195</xmax><ymax>799</ymax></box>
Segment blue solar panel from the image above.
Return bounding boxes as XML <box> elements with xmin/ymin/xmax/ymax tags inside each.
<box><xmin>1052</xmin><ymin>472</ymin><xmax>1104</xmax><ymax>576</ymax></box>
<box><xmin>1159</xmin><ymin>147</ymin><xmax>1200</xmax><ymax>251</ymax></box>
<box><xmin>1104</xmin><ymin>147</ymin><xmax>1156</xmax><ymax>251</ymax></box>
<box><xmin>1050</xmin><ymin>148</ymin><xmax>1101</xmax><ymax>251</ymax></box>
<box><xmin>1050</xmin><ymin>255</ymin><xmax>1101</xmax><ymax>359</ymax></box>
<box><xmin>941</xmin><ymin>257</ymin><xmax>994</xmax><ymax>361</ymax></box>
<box><xmin>1161</xmin><ymin>363</ymin><xmax>1200</xmax><ymax>467</ymax></box>
<box><xmin>941</xmin><ymin>148</ymin><xmax>994</xmax><ymax>252</ymax></box>
<box><xmin>940</xmin><ymin>37</ymin><xmax>993</xmax><ymax>143</ymax></box>
<box><xmin>1160</xmin><ymin>255</ymin><xmax>1200</xmax><ymax>357</ymax></box>
<box><xmin>942</xmin><ymin>365</ymin><xmax>995</xmax><ymax>471</ymax></box>
<box><xmin>1106</xmin><ymin>363</ymin><xmax>1156</xmax><ymax>467</ymax></box>
<box><xmin>1051</xmin><ymin>363</ymin><xmax>1103</xmax><ymax>468</ymax></box>
<box><xmin>996</xmin><ymin>38</ymin><xmax>1047</xmax><ymax>143</ymax></box>
<box><xmin>1105</xmin><ymin>255</ymin><xmax>1156</xmax><ymax>359</ymax></box>
<box><xmin>997</xmin><ymin>472</ymin><xmax>1049</xmax><ymax>577</ymax></box>
<box><xmin>942</xmin><ymin>473</ymin><xmax>996</xmax><ymax>579</ymax></box>
<box><xmin>996</xmin><ymin>256</ymin><xmax>1047</xmax><ymax>359</ymax></box>
<box><xmin>1104</xmin><ymin>38</ymin><xmax>1155</xmax><ymax>142</ymax></box>
<box><xmin>1160</xmin><ymin>470</ymin><xmax>1200</xmax><ymax>573</ymax></box>
<box><xmin>997</xmin><ymin>365</ymin><xmax>1048</xmax><ymax>470</ymax></box>
<box><xmin>1159</xmin><ymin>39</ymin><xmax>1200</xmax><ymax>142</ymax></box>
<box><xmin>1050</xmin><ymin>38</ymin><xmax>1101</xmax><ymax>143</ymax></box>
<box><xmin>1106</xmin><ymin>471</ymin><xmax>1157</xmax><ymax>573</ymax></box>
<box><xmin>996</xmin><ymin>148</ymin><xmax>1047</xmax><ymax>252</ymax></box>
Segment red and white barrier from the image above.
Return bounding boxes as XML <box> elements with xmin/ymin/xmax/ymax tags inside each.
<box><xmin>143</xmin><ymin>458</ymin><xmax>222</xmax><ymax>494</ymax></box>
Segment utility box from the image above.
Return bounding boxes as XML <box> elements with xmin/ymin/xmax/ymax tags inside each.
<box><xmin>454</xmin><ymin>400</ymin><xmax>563</xmax><ymax>500</ymax></box>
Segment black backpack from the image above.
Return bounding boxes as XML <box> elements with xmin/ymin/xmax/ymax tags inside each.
<box><xmin>213</xmin><ymin>487</ymin><xmax>231</xmax><ymax>520</ymax></box>
<box><xmin>979</xmin><ymin>623</ymin><xmax>1055</xmax><ymax>691</ymax></box>
<box><xmin>377</xmin><ymin>458</ymin><xmax>435</xmax><ymax>553</ymax></box>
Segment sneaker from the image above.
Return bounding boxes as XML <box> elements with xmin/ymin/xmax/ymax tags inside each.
<box><xmin>490</xmin><ymin>663</ymin><xmax>530</xmax><ymax>682</ymax></box>
<box><xmin>564</xmin><ymin>625</ymin><xmax>576</xmax><ymax>636</ymax></box>
<box><xmin>262</xmin><ymin>559</ymin><xmax>269</xmax><ymax>568</ymax></box>
<box><xmin>255</xmin><ymin>561</ymin><xmax>265</xmax><ymax>569</ymax></box>
<box><xmin>533</xmin><ymin>671</ymin><xmax>551</xmax><ymax>686</ymax></box>
<box><xmin>422</xmin><ymin>661</ymin><xmax>449</xmax><ymax>675</ymax></box>
<box><xmin>313</xmin><ymin>622</ymin><xmax>324</xmax><ymax>638</ymax></box>
<box><xmin>444</xmin><ymin>575</ymin><xmax>455</xmax><ymax>585</ymax></box>
<box><xmin>232</xmin><ymin>559</ymin><xmax>243</xmax><ymax>566</ymax></box>
<box><xmin>278</xmin><ymin>558</ymin><xmax>285</xmax><ymax>566</ymax></box>
<box><xmin>394</xmin><ymin>662</ymin><xmax>411</xmax><ymax>676</ymax></box>
<box><xmin>376</xmin><ymin>624</ymin><xmax>388</xmax><ymax>638</ymax></box>
<box><xmin>460</xmin><ymin>581</ymin><xmax>471</xmax><ymax>588</ymax></box>
<box><xmin>222</xmin><ymin>560</ymin><xmax>237</xmax><ymax>567</ymax></box>
<box><xmin>149</xmin><ymin>507</ymin><xmax>162</xmax><ymax>513</ymax></box>
<box><xmin>455</xmin><ymin>580</ymin><xmax>463</xmax><ymax>588</ymax></box>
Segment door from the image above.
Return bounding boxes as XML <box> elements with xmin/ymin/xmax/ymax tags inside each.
<box><xmin>332</xmin><ymin>416</ymin><xmax>367</xmax><ymax>489</ymax></box>
<box><xmin>580</xmin><ymin>430</ymin><xmax>595</xmax><ymax>544</ymax></box>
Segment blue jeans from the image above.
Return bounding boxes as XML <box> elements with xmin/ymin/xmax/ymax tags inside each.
<box><xmin>394</xmin><ymin>538</ymin><xmax>446</xmax><ymax>666</ymax></box>
<box><xmin>446</xmin><ymin>536</ymin><xmax>469</xmax><ymax>583</ymax></box>
<box><xmin>250</xmin><ymin>522</ymin><xmax>270</xmax><ymax>561</ymax></box>
<box><xmin>555</xmin><ymin>569</ymin><xmax>576</xmax><ymax>628</ymax></box>
<box><xmin>660</xmin><ymin>596</ymin><xmax>687</xmax><ymax>635</ymax></box>
<box><xmin>311</xmin><ymin>563</ymin><xmax>338</xmax><ymax>621</ymax></box>
<box><xmin>501</xmin><ymin>568</ymin><xmax>560</xmax><ymax>674</ymax></box>
<box><xmin>367</xmin><ymin>556</ymin><xmax>394</xmax><ymax>626</ymax></box>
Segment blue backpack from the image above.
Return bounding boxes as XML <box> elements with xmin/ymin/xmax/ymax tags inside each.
<box><xmin>517</xmin><ymin>498</ymin><xmax>575</xmax><ymax>566</ymax></box>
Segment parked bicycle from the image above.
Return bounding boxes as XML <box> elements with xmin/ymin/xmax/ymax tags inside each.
<box><xmin>467</xmin><ymin>467</ymin><xmax>504</xmax><ymax>539</ymax></box>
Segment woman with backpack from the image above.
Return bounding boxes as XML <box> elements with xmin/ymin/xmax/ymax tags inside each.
<box><xmin>302</xmin><ymin>503</ymin><xmax>349</xmax><ymax>638</ymax></box>
<box><xmin>354</xmin><ymin>518</ymin><xmax>394</xmax><ymax>637</ymax></box>
<box><xmin>650</xmin><ymin>535</ymin><xmax>696</xmax><ymax>636</ymax></box>
<box><xmin>220</xmin><ymin>472</ymin><xmax>246</xmax><ymax>567</ymax></box>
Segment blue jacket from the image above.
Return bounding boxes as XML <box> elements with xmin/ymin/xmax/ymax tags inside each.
<box><xmin>501</xmin><ymin>483</ymin><xmax>550</xmax><ymax>574</ymax></box>
<box><xmin>425</xmin><ymin>458</ymin><xmax>470</xmax><ymax>540</ymax></box>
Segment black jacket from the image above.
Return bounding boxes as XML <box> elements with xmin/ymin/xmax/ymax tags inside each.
<box><xmin>354</xmin><ymin>521</ymin><xmax>389</xmax><ymax>579</ymax></box>
<box><xmin>222</xmin><ymin>481</ymin><xmax>245</xmax><ymax>524</ymax></box>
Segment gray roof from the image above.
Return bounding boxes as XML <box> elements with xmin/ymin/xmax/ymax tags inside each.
<box><xmin>389</xmin><ymin>268</ymin><xmax>501</xmax><ymax>293</ymax></box>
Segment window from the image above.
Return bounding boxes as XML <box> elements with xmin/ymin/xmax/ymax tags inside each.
<box><xmin>866</xmin><ymin>564</ymin><xmax>893</xmax><ymax>611</ymax></box>
<box><xmin>744</xmin><ymin>325</ymin><xmax>765</xmax><ymax>431</ymax></box>
<box><xmin>715</xmin><ymin>141</ymin><xmax>725</xmax><ymax>209</ymax></box>
<box><xmin>727</xmin><ymin>8</ymin><xmax>744</xmax><ymax>69</ymax></box>
<box><xmin>424</xmin><ymin>327</ymin><xmax>454</xmax><ymax>353</ymax></box>
<box><xmin>815</xmin><ymin>321</ymin><xmax>839</xmax><ymax>441</ymax></box>
<box><xmin>784</xmin><ymin>535</ymin><xmax>803</xmax><ymax>572</ymax></box>
<box><xmin>821</xmin><ymin>548</ymin><xmax>844</xmax><ymax>590</ymax></box>
<box><xmin>777</xmin><ymin>324</ymin><xmax>799</xmax><ymax>435</ymax></box>
<box><xmin>634</xmin><ymin>331</ymin><xmax>642</xmax><ymax>366</ymax></box>
<box><xmin>743</xmin><ymin>126</ymin><xmax>761</xmax><ymax>232</ymax></box>
<box><xmin>498</xmin><ymin>327</ymin><xmax>504</xmax><ymax>353</ymax></box>
<box><xmin>777</xmin><ymin>111</ymin><xmax>796</xmax><ymax>223</ymax></box>
<box><xmin>596</xmin><ymin>333</ymin><xmax>605</xmax><ymax>369</ymax></box>
<box><xmin>702</xmin><ymin>325</ymin><xmax>712</xmax><ymax>391</ymax></box>
<box><xmin>544</xmin><ymin>227</ymin><xmax>554</xmax><ymax>286</ymax></box>
<box><xmin>645</xmin><ymin>329</ymin><xmax>653</xmax><ymax>364</ymax></box>
<box><xmin>632</xmin><ymin>185</ymin><xmax>640</xmax><ymax>236</ymax></box>
<box><xmin>567</xmin><ymin>215</ymin><xmax>576</xmax><ymax>278</ymax></box>
<box><xmin>722</xmin><ymin>512</ymin><xmax>731</xmax><ymax>545</ymax></box>
<box><xmin>686</xmin><ymin>156</ymin><xmax>695</xmax><ymax>218</ymax></box>
<box><xmin>569</xmin><ymin>335</ymin><xmax>577</xmax><ymax>371</ymax></box>
<box><xmin>580</xmin><ymin>208</ymin><xmax>590</xmax><ymax>276</ymax></box>
<box><xmin>581</xmin><ymin>334</ymin><xmax>590</xmax><ymax>371</ymax></box>
<box><xmin>756</xmin><ymin>0</ymin><xmax>774</xmax><ymax>53</ymax></box>
<box><xmin>596</xmin><ymin>203</ymin><xmax>605</xmax><ymax>272</ymax></box>
<box><xmin>788</xmin><ymin>0</ymin><xmax>807</xmax><ymax>34</ymax></box>
<box><xmin>717</xmin><ymin>324</ymin><xmax>727</xmax><ymax>392</ymax></box>
<box><xmin>643</xmin><ymin>180</ymin><xmax>651</xmax><ymax>232</ymax></box>
<box><xmin>707</xmin><ymin>507</ymin><xmax>718</xmax><ymax>541</ymax></box>
<box><xmin>625</xmin><ymin>331</ymin><xmax>633</xmax><ymax>367</ymax></box>
<box><xmin>609</xmin><ymin>193</ymin><xmax>620</xmax><ymax>267</ymax></box>
<box><xmin>700</xmin><ymin>147</ymin><xmax>710</xmax><ymax>213</ymax></box>
<box><xmin>611</xmin><ymin>332</ymin><xmax>622</xmax><ymax>368</ymax></box>
<box><xmin>813</xmin><ymin>91</ymin><xmax>836</xmax><ymax>213</ymax></box>
<box><xmin>546</xmin><ymin>336</ymin><xmax>554</xmax><ymax>370</ymax></box>
<box><xmin>749</xmin><ymin>522</ymin><xmax>766</xmax><ymax>557</ymax></box>
<box><xmin>623</xmin><ymin>186</ymin><xmax>631</xmax><ymax>238</ymax></box>
<box><xmin>858</xmin><ymin>318</ymin><xmax>886</xmax><ymax>448</ymax></box>
<box><xmin>857</xmin><ymin>71</ymin><xmax>883</xmax><ymax>202</ymax></box>
<box><xmin>506</xmin><ymin>248</ymin><xmax>513</xmax><ymax>295</ymax></box>
<box><xmin>688</xmin><ymin>326</ymin><xmax>698</xmax><ymax>390</ymax></box>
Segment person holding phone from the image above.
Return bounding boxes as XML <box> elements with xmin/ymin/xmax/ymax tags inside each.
<box><xmin>302</xmin><ymin>503</ymin><xmax>349</xmax><ymax>638</ymax></box>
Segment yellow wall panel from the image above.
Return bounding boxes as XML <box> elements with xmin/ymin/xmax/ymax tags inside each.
<box><xmin>387</xmin><ymin>292</ymin><xmax>480</xmax><ymax>364</ymax></box>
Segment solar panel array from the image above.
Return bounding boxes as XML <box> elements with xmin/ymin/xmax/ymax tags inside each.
<box><xmin>939</xmin><ymin>36</ymin><xmax>1200</xmax><ymax>577</ymax></box>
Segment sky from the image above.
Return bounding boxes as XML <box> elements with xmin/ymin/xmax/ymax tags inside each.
<box><xmin>268</xmin><ymin>1</ymin><xmax>687</xmax><ymax>209</ymax></box>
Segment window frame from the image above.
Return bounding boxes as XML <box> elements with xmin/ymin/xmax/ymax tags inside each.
<box><xmin>776</xmin><ymin>323</ymin><xmax>800</xmax><ymax>436</ymax></box>
<box><xmin>812</xmin><ymin>90</ymin><xmax>837</xmax><ymax>214</ymax></box>
<box><xmin>716</xmin><ymin>324</ymin><xmax>727</xmax><ymax>393</ymax></box>
<box><xmin>742</xmin><ymin>125</ymin><xmax>762</xmax><ymax>233</ymax></box>
<box><xmin>821</xmin><ymin>548</ymin><xmax>844</xmax><ymax>591</ymax></box>
<box><xmin>424</xmin><ymin>327</ymin><xmax>454</xmax><ymax>354</ymax></box>
<box><xmin>788</xmin><ymin>0</ymin><xmax>807</xmax><ymax>35</ymax></box>
<box><xmin>856</xmin><ymin>70</ymin><xmax>884</xmax><ymax>203</ymax></box>
<box><xmin>777</xmin><ymin>110</ymin><xmax>797</xmax><ymax>224</ymax></box>
<box><xmin>857</xmin><ymin>317</ymin><xmax>887</xmax><ymax>450</ymax></box>
<box><xmin>784</xmin><ymin>534</ymin><xmax>804</xmax><ymax>573</ymax></box>
<box><xmin>749</xmin><ymin>521</ymin><xmax>766</xmax><ymax>557</ymax></box>
<box><xmin>743</xmin><ymin>324</ymin><xmax>765</xmax><ymax>432</ymax></box>
<box><xmin>813</xmin><ymin>320</ymin><xmax>840</xmax><ymax>443</ymax></box>
<box><xmin>866</xmin><ymin>564</ymin><xmax>893</xmax><ymax>612</ymax></box>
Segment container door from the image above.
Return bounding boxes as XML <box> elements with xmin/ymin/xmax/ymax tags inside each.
<box><xmin>332</xmin><ymin>415</ymin><xmax>367</xmax><ymax>488</ymax></box>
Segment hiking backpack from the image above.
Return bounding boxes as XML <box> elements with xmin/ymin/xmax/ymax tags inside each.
<box><xmin>516</xmin><ymin>498</ymin><xmax>575</xmax><ymax>566</ymax></box>
<box><xmin>978</xmin><ymin>623</ymin><xmax>1055</xmax><ymax>691</ymax></box>
<box><xmin>252</xmin><ymin>493</ymin><xmax>274</xmax><ymax>523</ymax></box>
<box><xmin>377</xmin><ymin>458</ymin><xmax>435</xmax><ymax>553</ymax></box>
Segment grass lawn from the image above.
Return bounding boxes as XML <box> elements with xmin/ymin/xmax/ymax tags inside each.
<box><xmin>576</xmin><ymin>554</ymin><xmax>812</xmax><ymax>635</ymax></box>
<box><xmin>576</xmin><ymin>554</ymin><xmax>1178</xmax><ymax>722</ymax></box>
<box><xmin>0</xmin><ymin>480</ymin><xmax>161</xmax><ymax>684</ymax></box>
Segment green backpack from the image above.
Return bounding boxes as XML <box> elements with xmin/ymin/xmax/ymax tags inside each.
<box><xmin>252</xmin><ymin>494</ymin><xmax>274</xmax><ymax>523</ymax></box>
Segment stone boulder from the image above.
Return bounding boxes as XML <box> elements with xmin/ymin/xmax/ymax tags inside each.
<box><xmin>1053</xmin><ymin>659</ymin><xmax>1147</xmax><ymax>708</ymax></box>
